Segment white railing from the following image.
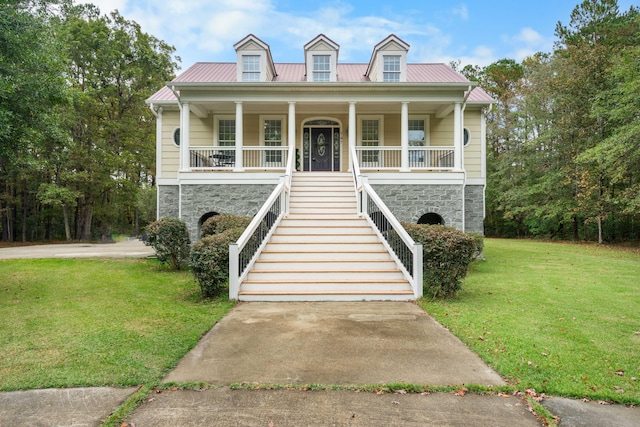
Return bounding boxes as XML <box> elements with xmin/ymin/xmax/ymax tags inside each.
<box><xmin>228</xmin><ymin>145</ymin><xmax>294</xmax><ymax>299</ymax></box>
<box><xmin>354</xmin><ymin>146</ymin><xmax>455</xmax><ymax>170</ymax></box>
<box><xmin>351</xmin><ymin>144</ymin><xmax>423</xmax><ymax>299</ymax></box>
<box><xmin>189</xmin><ymin>146</ymin><xmax>289</xmax><ymax>170</ymax></box>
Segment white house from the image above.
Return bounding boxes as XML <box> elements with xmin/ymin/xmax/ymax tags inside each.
<box><xmin>147</xmin><ymin>34</ymin><xmax>493</xmax><ymax>301</ymax></box>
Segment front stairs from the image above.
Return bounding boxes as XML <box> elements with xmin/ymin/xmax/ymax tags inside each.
<box><xmin>237</xmin><ymin>172</ymin><xmax>415</xmax><ymax>301</ymax></box>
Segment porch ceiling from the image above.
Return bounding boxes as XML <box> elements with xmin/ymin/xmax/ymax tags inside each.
<box><xmin>190</xmin><ymin>101</ymin><xmax>445</xmax><ymax>116</ymax></box>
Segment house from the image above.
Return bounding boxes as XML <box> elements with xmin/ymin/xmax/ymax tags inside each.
<box><xmin>146</xmin><ymin>34</ymin><xmax>493</xmax><ymax>301</ymax></box>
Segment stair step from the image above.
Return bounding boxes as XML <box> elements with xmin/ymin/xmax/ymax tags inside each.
<box><xmin>254</xmin><ymin>260</ymin><xmax>398</xmax><ymax>269</ymax></box>
<box><xmin>269</xmin><ymin>233</ymin><xmax>378</xmax><ymax>243</ymax></box>
<box><xmin>236</xmin><ymin>171</ymin><xmax>415</xmax><ymax>302</ymax></box>
<box><xmin>246</xmin><ymin>270</ymin><xmax>406</xmax><ymax>281</ymax></box>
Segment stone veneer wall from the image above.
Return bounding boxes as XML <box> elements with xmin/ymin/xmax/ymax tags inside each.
<box><xmin>158</xmin><ymin>185</ymin><xmax>180</xmax><ymax>219</ymax></box>
<box><xmin>179</xmin><ymin>184</ymin><xmax>275</xmax><ymax>241</ymax></box>
<box><xmin>464</xmin><ymin>185</ymin><xmax>485</xmax><ymax>234</ymax></box>
<box><xmin>371</xmin><ymin>184</ymin><xmax>464</xmax><ymax>231</ymax></box>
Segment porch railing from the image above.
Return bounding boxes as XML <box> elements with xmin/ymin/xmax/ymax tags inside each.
<box><xmin>351</xmin><ymin>144</ymin><xmax>423</xmax><ymax>299</ymax></box>
<box><xmin>229</xmin><ymin>145</ymin><xmax>294</xmax><ymax>299</ymax></box>
<box><xmin>190</xmin><ymin>146</ymin><xmax>289</xmax><ymax>170</ymax></box>
<box><xmin>354</xmin><ymin>146</ymin><xmax>455</xmax><ymax>170</ymax></box>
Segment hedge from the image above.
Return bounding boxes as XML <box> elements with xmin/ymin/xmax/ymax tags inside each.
<box><xmin>402</xmin><ymin>223</ymin><xmax>476</xmax><ymax>299</ymax></box>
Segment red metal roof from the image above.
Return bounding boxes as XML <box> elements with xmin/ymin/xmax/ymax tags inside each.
<box><xmin>148</xmin><ymin>61</ymin><xmax>493</xmax><ymax>103</ymax></box>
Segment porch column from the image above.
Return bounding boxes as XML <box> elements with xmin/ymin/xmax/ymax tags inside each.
<box><xmin>288</xmin><ymin>102</ymin><xmax>296</xmax><ymax>148</ymax></box>
<box><xmin>234</xmin><ymin>101</ymin><xmax>244</xmax><ymax>172</ymax></box>
<box><xmin>400</xmin><ymin>101</ymin><xmax>410</xmax><ymax>172</ymax></box>
<box><xmin>454</xmin><ymin>101</ymin><xmax>463</xmax><ymax>170</ymax></box>
<box><xmin>348</xmin><ymin>101</ymin><xmax>356</xmax><ymax>171</ymax></box>
<box><xmin>180</xmin><ymin>102</ymin><xmax>190</xmax><ymax>171</ymax></box>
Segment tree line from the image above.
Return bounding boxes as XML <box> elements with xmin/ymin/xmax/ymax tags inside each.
<box><xmin>2</xmin><ymin>0</ymin><xmax>638</xmax><ymax>243</ymax></box>
<box><xmin>457</xmin><ymin>0</ymin><xmax>640</xmax><ymax>242</ymax></box>
<box><xmin>1</xmin><ymin>0</ymin><xmax>177</xmax><ymax>242</ymax></box>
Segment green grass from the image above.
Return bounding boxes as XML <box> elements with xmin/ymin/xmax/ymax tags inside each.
<box><xmin>420</xmin><ymin>239</ymin><xmax>640</xmax><ymax>404</ymax></box>
<box><xmin>0</xmin><ymin>258</ymin><xmax>233</xmax><ymax>391</ymax></box>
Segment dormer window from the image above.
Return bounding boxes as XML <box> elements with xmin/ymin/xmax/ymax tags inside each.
<box><xmin>304</xmin><ymin>34</ymin><xmax>339</xmax><ymax>82</ymax></box>
<box><xmin>383</xmin><ymin>55</ymin><xmax>401</xmax><ymax>82</ymax></box>
<box><xmin>366</xmin><ymin>35</ymin><xmax>410</xmax><ymax>82</ymax></box>
<box><xmin>313</xmin><ymin>55</ymin><xmax>331</xmax><ymax>82</ymax></box>
<box><xmin>234</xmin><ymin>34</ymin><xmax>276</xmax><ymax>82</ymax></box>
<box><xmin>242</xmin><ymin>55</ymin><xmax>261</xmax><ymax>82</ymax></box>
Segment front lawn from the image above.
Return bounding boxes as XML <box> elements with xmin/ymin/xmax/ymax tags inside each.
<box><xmin>421</xmin><ymin>239</ymin><xmax>640</xmax><ymax>404</ymax></box>
<box><xmin>0</xmin><ymin>258</ymin><xmax>233</xmax><ymax>391</ymax></box>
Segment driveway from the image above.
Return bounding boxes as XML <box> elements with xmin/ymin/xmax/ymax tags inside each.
<box><xmin>0</xmin><ymin>239</ymin><xmax>155</xmax><ymax>260</ymax></box>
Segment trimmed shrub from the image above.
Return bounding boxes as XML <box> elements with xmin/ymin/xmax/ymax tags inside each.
<box><xmin>402</xmin><ymin>223</ymin><xmax>476</xmax><ymax>299</ymax></box>
<box><xmin>201</xmin><ymin>213</ymin><xmax>252</xmax><ymax>237</ymax></box>
<box><xmin>469</xmin><ymin>232</ymin><xmax>485</xmax><ymax>260</ymax></box>
<box><xmin>144</xmin><ymin>217</ymin><xmax>191</xmax><ymax>270</ymax></box>
<box><xmin>190</xmin><ymin>227</ymin><xmax>245</xmax><ymax>297</ymax></box>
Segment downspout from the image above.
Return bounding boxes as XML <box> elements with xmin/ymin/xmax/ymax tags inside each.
<box><xmin>460</xmin><ymin>85</ymin><xmax>472</xmax><ymax>232</ymax></box>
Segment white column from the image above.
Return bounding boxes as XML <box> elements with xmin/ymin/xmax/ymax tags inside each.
<box><xmin>234</xmin><ymin>101</ymin><xmax>243</xmax><ymax>171</ymax></box>
<box><xmin>180</xmin><ymin>102</ymin><xmax>190</xmax><ymax>171</ymax></box>
<box><xmin>454</xmin><ymin>101</ymin><xmax>462</xmax><ymax>170</ymax></box>
<box><xmin>400</xmin><ymin>101</ymin><xmax>410</xmax><ymax>172</ymax></box>
<box><xmin>288</xmin><ymin>102</ymin><xmax>296</xmax><ymax>148</ymax></box>
<box><xmin>288</xmin><ymin>102</ymin><xmax>296</xmax><ymax>175</ymax></box>
<box><xmin>348</xmin><ymin>102</ymin><xmax>356</xmax><ymax>171</ymax></box>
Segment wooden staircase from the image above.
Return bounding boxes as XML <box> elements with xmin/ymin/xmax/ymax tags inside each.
<box><xmin>237</xmin><ymin>172</ymin><xmax>415</xmax><ymax>301</ymax></box>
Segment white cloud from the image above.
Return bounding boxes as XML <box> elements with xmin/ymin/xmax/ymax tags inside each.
<box><xmin>452</xmin><ymin>4</ymin><xmax>469</xmax><ymax>21</ymax></box>
<box><xmin>502</xmin><ymin>27</ymin><xmax>553</xmax><ymax>61</ymax></box>
<box><xmin>85</xmin><ymin>0</ymin><xmax>128</xmax><ymax>14</ymax></box>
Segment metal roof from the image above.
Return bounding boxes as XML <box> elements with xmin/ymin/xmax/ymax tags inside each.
<box><xmin>148</xmin><ymin>61</ymin><xmax>494</xmax><ymax>103</ymax></box>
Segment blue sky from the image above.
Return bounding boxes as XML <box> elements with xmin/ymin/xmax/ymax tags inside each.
<box><xmin>86</xmin><ymin>0</ymin><xmax>639</xmax><ymax>71</ymax></box>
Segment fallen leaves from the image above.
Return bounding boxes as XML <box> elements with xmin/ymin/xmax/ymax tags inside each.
<box><xmin>455</xmin><ymin>386</ymin><xmax>468</xmax><ymax>397</ymax></box>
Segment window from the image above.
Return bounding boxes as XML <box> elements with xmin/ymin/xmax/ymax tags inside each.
<box><xmin>408</xmin><ymin>119</ymin><xmax>425</xmax><ymax>166</ymax></box>
<box><xmin>313</xmin><ymin>55</ymin><xmax>330</xmax><ymax>82</ymax></box>
<box><xmin>463</xmin><ymin>128</ymin><xmax>470</xmax><ymax>147</ymax></box>
<box><xmin>383</xmin><ymin>55</ymin><xmax>401</xmax><ymax>82</ymax></box>
<box><xmin>214</xmin><ymin>118</ymin><xmax>235</xmax><ymax>167</ymax></box>
<box><xmin>242</xmin><ymin>55</ymin><xmax>260</xmax><ymax>82</ymax></box>
<box><xmin>263</xmin><ymin>119</ymin><xmax>283</xmax><ymax>165</ymax></box>
<box><xmin>360</xmin><ymin>119</ymin><xmax>380</xmax><ymax>165</ymax></box>
<box><xmin>172</xmin><ymin>128</ymin><xmax>180</xmax><ymax>146</ymax></box>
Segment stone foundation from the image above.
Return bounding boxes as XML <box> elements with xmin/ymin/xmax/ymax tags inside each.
<box><xmin>179</xmin><ymin>184</ymin><xmax>275</xmax><ymax>241</ymax></box>
<box><xmin>371</xmin><ymin>184</ymin><xmax>464</xmax><ymax>230</ymax></box>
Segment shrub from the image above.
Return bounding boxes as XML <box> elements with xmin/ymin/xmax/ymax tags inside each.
<box><xmin>190</xmin><ymin>227</ymin><xmax>245</xmax><ymax>297</ymax></box>
<box><xmin>468</xmin><ymin>232</ymin><xmax>485</xmax><ymax>260</ymax></box>
<box><xmin>201</xmin><ymin>213</ymin><xmax>252</xmax><ymax>237</ymax></box>
<box><xmin>144</xmin><ymin>218</ymin><xmax>191</xmax><ymax>270</ymax></box>
<box><xmin>402</xmin><ymin>223</ymin><xmax>476</xmax><ymax>299</ymax></box>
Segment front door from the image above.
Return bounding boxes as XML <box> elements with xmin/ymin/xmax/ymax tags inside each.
<box><xmin>311</xmin><ymin>128</ymin><xmax>332</xmax><ymax>171</ymax></box>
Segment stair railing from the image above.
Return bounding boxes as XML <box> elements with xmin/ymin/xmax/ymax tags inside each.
<box><xmin>351</xmin><ymin>144</ymin><xmax>423</xmax><ymax>299</ymax></box>
<box><xmin>229</xmin><ymin>145</ymin><xmax>294</xmax><ymax>299</ymax></box>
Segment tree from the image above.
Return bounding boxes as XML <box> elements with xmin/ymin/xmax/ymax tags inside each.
<box><xmin>0</xmin><ymin>0</ymin><xmax>68</xmax><ymax>241</ymax></box>
<box><xmin>57</xmin><ymin>4</ymin><xmax>177</xmax><ymax>240</ymax></box>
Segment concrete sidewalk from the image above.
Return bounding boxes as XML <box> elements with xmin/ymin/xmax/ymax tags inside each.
<box><xmin>1</xmin><ymin>302</ymin><xmax>638</xmax><ymax>426</ymax></box>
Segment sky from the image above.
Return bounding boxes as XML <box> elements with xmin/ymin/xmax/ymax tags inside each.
<box><xmin>84</xmin><ymin>0</ymin><xmax>639</xmax><ymax>71</ymax></box>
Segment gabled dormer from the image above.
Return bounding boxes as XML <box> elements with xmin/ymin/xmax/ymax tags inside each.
<box><xmin>234</xmin><ymin>34</ymin><xmax>277</xmax><ymax>82</ymax></box>
<box><xmin>304</xmin><ymin>34</ymin><xmax>339</xmax><ymax>82</ymax></box>
<box><xmin>366</xmin><ymin>35</ymin><xmax>410</xmax><ymax>82</ymax></box>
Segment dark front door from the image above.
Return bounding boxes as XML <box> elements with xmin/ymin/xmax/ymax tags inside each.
<box><xmin>311</xmin><ymin>128</ymin><xmax>332</xmax><ymax>171</ymax></box>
